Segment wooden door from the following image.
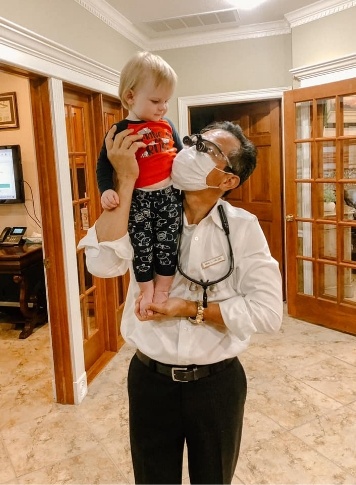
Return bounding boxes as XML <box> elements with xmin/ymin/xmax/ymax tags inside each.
<box><xmin>284</xmin><ymin>79</ymin><xmax>356</xmax><ymax>334</ymax></box>
<box><xmin>64</xmin><ymin>90</ymin><xmax>124</xmax><ymax>380</ymax></box>
<box><xmin>94</xmin><ymin>95</ymin><xmax>130</xmax><ymax>346</ymax></box>
<box><xmin>189</xmin><ymin>100</ymin><xmax>284</xmax><ymax>286</ymax></box>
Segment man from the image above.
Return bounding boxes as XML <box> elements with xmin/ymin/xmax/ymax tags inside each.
<box><xmin>79</xmin><ymin>121</ymin><xmax>283</xmax><ymax>485</ymax></box>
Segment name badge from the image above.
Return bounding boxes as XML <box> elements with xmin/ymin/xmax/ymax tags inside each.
<box><xmin>201</xmin><ymin>254</ymin><xmax>225</xmax><ymax>269</ymax></box>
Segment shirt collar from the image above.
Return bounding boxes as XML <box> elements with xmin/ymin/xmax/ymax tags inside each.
<box><xmin>183</xmin><ymin>199</ymin><xmax>225</xmax><ymax>230</ymax></box>
<box><xmin>209</xmin><ymin>199</ymin><xmax>226</xmax><ymax>230</ymax></box>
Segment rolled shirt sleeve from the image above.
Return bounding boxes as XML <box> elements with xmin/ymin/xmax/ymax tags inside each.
<box><xmin>219</xmin><ymin>213</ymin><xmax>283</xmax><ymax>341</ymax></box>
<box><xmin>77</xmin><ymin>224</ymin><xmax>133</xmax><ymax>278</ymax></box>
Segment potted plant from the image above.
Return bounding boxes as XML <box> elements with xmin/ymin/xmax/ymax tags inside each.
<box><xmin>324</xmin><ymin>186</ymin><xmax>336</xmax><ymax>212</ymax></box>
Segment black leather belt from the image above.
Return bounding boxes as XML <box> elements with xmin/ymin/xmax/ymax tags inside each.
<box><xmin>136</xmin><ymin>349</ymin><xmax>235</xmax><ymax>383</ymax></box>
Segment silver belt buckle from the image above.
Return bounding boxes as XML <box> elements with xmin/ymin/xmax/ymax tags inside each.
<box><xmin>171</xmin><ymin>367</ymin><xmax>188</xmax><ymax>382</ymax></box>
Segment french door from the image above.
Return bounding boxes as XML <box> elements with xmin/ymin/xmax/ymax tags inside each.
<box><xmin>284</xmin><ymin>79</ymin><xmax>356</xmax><ymax>334</ymax></box>
<box><xmin>64</xmin><ymin>90</ymin><xmax>126</xmax><ymax>381</ymax></box>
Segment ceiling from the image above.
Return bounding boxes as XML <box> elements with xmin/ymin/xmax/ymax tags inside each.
<box><xmin>79</xmin><ymin>0</ymin><xmax>349</xmax><ymax>50</ymax></box>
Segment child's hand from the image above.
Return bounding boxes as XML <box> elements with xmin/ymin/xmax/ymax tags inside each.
<box><xmin>101</xmin><ymin>189</ymin><xmax>120</xmax><ymax>210</ymax></box>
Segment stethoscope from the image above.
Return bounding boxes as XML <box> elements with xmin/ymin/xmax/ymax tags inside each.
<box><xmin>177</xmin><ymin>204</ymin><xmax>234</xmax><ymax>308</ymax></box>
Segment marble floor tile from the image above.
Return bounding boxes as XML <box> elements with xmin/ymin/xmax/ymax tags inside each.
<box><xmin>0</xmin><ymin>375</ymin><xmax>55</xmax><ymax>430</ymax></box>
<box><xmin>113</xmin><ymin>460</ymin><xmax>135</xmax><ymax>485</ymax></box>
<box><xmin>1</xmin><ymin>406</ymin><xmax>100</xmax><ymax>477</ymax></box>
<box><xmin>307</xmin><ymin>338</ymin><xmax>356</xmax><ymax>367</ymax></box>
<box><xmin>81</xmin><ymin>396</ymin><xmax>132</xmax><ymax>466</ymax></box>
<box><xmin>0</xmin><ymin>438</ymin><xmax>16</xmax><ymax>484</ymax></box>
<box><xmin>78</xmin><ymin>390</ymin><xmax>129</xmax><ymax>438</ymax></box>
<box><xmin>235</xmin><ymin>430</ymin><xmax>356</xmax><ymax>485</ymax></box>
<box><xmin>240</xmin><ymin>403</ymin><xmax>285</xmax><ymax>452</ymax></box>
<box><xmin>286</xmin><ymin>355</ymin><xmax>356</xmax><ymax>404</ymax></box>
<box><xmin>17</xmin><ymin>446</ymin><xmax>126</xmax><ymax>484</ymax></box>
<box><xmin>245</xmin><ymin>371</ymin><xmax>342</xmax><ymax>429</ymax></box>
<box><xmin>244</xmin><ymin>338</ymin><xmax>328</xmax><ymax>373</ymax></box>
<box><xmin>239</xmin><ymin>351</ymin><xmax>285</xmax><ymax>382</ymax></box>
<box><xmin>291</xmin><ymin>403</ymin><xmax>356</xmax><ymax>477</ymax></box>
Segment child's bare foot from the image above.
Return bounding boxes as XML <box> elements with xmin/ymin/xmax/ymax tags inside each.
<box><xmin>152</xmin><ymin>290</ymin><xmax>169</xmax><ymax>305</ymax></box>
<box><xmin>153</xmin><ymin>274</ymin><xmax>174</xmax><ymax>306</ymax></box>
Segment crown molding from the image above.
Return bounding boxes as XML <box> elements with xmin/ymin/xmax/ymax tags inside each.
<box><xmin>290</xmin><ymin>53</ymin><xmax>356</xmax><ymax>86</ymax></box>
<box><xmin>290</xmin><ymin>53</ymin><xmax>356</xmax><ymax>79</ymax></box>
<box><xmin>148</xmin><ymin>21</ymin><xmax>290</xmax><ymax>51</ymax></box>
<box><xmin>0</xmin><ymin>16</ymin><xmax>120</xmax><ymax>95</ymax></box>
<box><xmin>285</xmin><ymin>0</ymin><xmax>356</xmax><ymax>28</ymax></box>
<box><xmin>74</xmin><ymin>0</ymin><xmax>148</xmax><ymax>49</ymax></box>
<box><xmin>76</xmin><ymin>0</ymin><xmax>356</xmax><ymax>50</ymax></box>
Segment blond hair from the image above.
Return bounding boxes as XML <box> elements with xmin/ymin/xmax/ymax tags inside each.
<box><xmin>119</xmin><ymin>51</ymin><xmax>177</xmax><ymax>110</ymax></box>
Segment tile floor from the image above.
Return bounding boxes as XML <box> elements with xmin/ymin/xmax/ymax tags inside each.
<box><xmin>0</xmin><ymin>306</ymin><xmax>355</xmax><ymax>484</ymax></box>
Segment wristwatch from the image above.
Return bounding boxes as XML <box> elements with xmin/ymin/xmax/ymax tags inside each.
<box><xmin>188</xmin><ymin>301</ymin><xmax>204</xmax><ymax>325</ymax></box>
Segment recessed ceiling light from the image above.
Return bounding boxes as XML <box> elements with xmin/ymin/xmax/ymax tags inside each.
<box><xmin>229</xmin><ymin>0</ymin><xmax>268</xmax><ymax>10</ymax></box>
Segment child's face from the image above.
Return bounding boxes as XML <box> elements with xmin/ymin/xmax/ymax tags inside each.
<box><xmin>127</xmin><ymin>75</ymin><xmax>174</xmax><ymax>121</ymax></box>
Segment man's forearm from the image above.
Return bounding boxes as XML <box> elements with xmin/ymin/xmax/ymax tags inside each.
<box><xmin>95</xmin><ymin>178</ymin><xmax>136</xmax><ymax>242</ymax></box>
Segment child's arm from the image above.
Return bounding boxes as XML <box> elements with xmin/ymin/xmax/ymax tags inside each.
<box><xmin>97</xmin><ymin>121</ymin><xmax>129</xmax><ymax>209</ymax></box>
<box><xmin>165</xmin><ymin>118</ymin><xmax>183</xmax><ymax>152</ymax></box>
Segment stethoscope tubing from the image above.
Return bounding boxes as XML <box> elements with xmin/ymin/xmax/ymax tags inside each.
<box><xmin>176</xmin><ymin>204</ymin><xmax>234</xmax><ymax>308</ymax></box>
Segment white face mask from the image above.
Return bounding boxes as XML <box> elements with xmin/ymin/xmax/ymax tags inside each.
<box><xmin>172</xmin><ymin>147</ymin><xmax>226</xmax><ymax>191</ymax></box>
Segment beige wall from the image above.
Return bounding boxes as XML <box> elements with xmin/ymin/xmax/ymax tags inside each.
<box><xmin>158</xmin><ymin>35</ymin><xmax>293</xmax><ymax>125</ymax></box>
<box><xmin>0</xmin><ymin>0</ymin><xmax>139</xmax><ymax>70</ymax></box>
<box><xmin>292</xmin><ymin>6</ymin><xmax>356</xmax><ymax>68</ymax></box>
<box><xmin>1</xmin><ymin>3</ymin><xmax>356</xmax><ymax>203</ymax></box>
<box><xmin>0</xmin><ymin>73</ymin><xmax>41</xmax><ymax>237</ymax></box>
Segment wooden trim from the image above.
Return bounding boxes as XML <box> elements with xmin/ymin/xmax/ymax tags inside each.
<box><xmin>30</xmin><ymin>78</ymin><xmax>74</xmax><ymax>404</ymax></box>
<box><xmin>86</xmin><ymin>350</ymin><xmax>116</xmax><ymax>384</ymax></box>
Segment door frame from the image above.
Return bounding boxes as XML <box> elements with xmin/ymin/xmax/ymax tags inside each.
<box><xmin>178</xmin><ymin>87</ymin><xmax>290</xmax><ymax>136</ymax></box>
<box><xmin>0</xmin><ymin>18</ymin><xmax>120</xmax><ymax>404</ymax></box>
<box><xmin>178</xmin><ymin>87</ymin><xmax>289</xmax><ymax>292</ymax></box>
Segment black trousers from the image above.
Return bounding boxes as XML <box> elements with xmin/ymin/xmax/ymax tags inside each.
<box><xmin>127</xmin><ymin>354</ymin><xmax>247</xmax><ymax>485</ymax></box>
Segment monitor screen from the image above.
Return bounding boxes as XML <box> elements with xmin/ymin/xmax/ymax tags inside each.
<box><xmin>0</xmin><ymin>145</ymin><xmax>25</xmax><ymax>204</ymax></box>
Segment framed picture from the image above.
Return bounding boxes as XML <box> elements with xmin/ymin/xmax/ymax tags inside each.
<box><xmin>0</xmin><ymin>92</ymin><xmax>19</xmax><ymax>129</ymax></box>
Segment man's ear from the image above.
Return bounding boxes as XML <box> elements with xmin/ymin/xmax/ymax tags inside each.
<box><xmin>221</xmin><ymin>173</ymin><xmax>240</xmax><ymax>191</ymax></box>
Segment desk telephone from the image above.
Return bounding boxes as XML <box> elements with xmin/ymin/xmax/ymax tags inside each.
<box><xmin>0</xmin><ymin>226</ymin><xmax>27</xmax><ymax>246</ymax></box>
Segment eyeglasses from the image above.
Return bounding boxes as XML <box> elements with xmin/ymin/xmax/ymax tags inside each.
<box><xmin>183</xmin><ymin>134</ymin><xmax>232</xmax><ymax>169</ymax></box>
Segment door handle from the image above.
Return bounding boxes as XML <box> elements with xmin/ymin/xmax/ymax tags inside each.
<box><xmin>285</xmin><ymin>214</ymin><xmax>294</xmax><ymax>222</ymax></box>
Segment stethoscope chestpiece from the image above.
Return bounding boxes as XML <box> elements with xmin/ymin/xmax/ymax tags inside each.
<box><xmin>189</xmin><ymin>282</ymin><xmax>199</xmax><ymax>292</ymax></box>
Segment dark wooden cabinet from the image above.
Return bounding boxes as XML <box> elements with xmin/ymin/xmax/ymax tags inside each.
<box><xmin>0</xmin><ymin>244</ymin><xmax>47</xmax><ymax>338</ymax></box>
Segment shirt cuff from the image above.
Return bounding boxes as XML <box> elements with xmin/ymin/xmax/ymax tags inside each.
<box><xmin>219</xmin><ymin>296</ymin><xmax>257</xmax><ymax>341</ymax></box>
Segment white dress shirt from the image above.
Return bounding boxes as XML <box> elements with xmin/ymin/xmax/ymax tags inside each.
<box><xmin>78</xmin><ymin>199</ymin><xmax>283</xmax><ymax>365</ymax></box>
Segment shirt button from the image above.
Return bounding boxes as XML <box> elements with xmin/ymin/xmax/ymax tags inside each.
<box><xmin>194</xmin><ymin>236</ymin><xmax>199</xmax><ymax>241</ymax></box>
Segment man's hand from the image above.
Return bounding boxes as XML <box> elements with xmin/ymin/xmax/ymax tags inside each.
<box><xmin>105</xmin><ymin>125</ymin><xmax>146</xmax><ymax>183</ymax></box>
<box><xmin>94</xmin><ymin>127</ymin><xmax>146</xmax><ymax>243</ymax></box>
<box><xmin>134</xmin><ymin>295</ymin><xmax>226</xmax><ymax>331</ymax></box>
<box><xmin>134</xmin><ymin>296</ymin><xmax>194</xmax><ymax>321</ymax></box>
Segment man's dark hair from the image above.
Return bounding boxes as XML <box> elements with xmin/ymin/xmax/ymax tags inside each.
<box><xmin>200</xmin><ymin>121</ymin><xmax>257</xmax><ymax>187</ymax></box>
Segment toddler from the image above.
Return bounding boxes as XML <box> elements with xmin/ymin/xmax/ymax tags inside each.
<box><xmin>96</xmin><ymin>51</ymin><xmax>182</xmax><ymax>316</ymax></box>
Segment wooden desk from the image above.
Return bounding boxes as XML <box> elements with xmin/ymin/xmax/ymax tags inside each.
<box><xmin>0</xmin><ymin>244</ymin><xmax>47</xmax><ymax>338</ymax></box>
